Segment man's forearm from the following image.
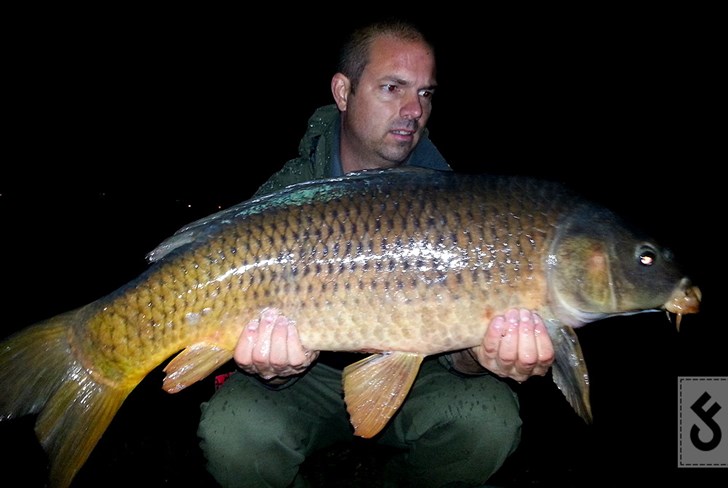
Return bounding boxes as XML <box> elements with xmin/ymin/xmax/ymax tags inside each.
<box><xmin>445</xmin><ymin>349</ymin><xmax>489</xmax><ymax>376</ymax></box>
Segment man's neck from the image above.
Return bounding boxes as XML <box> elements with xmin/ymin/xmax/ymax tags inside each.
<box><xmin>341</xmin><ymin>157</ymin><xmax>399</xmax><ymax>174</ymax></box>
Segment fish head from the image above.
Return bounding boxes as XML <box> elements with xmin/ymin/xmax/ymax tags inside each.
<box><xmin>548</xmin><ymin>205</ymin><xmax>701</xmax><ymax>328</ymax></box>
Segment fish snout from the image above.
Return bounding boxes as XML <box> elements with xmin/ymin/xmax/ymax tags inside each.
<box><xmin>664</xmin><ymin>278</ymin><xmax>701</xmax><ymax>331</ymax></box>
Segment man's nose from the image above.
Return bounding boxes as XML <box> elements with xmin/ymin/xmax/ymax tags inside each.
<box><xmin>400</xmin><ymin>93</ymin><xmax>423</xmax><ymax>120</ymax></box>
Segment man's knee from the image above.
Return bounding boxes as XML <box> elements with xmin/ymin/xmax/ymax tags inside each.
<box><xmin>198</xmin><ymin>381</ymin><xmax>291</xmax><ymax>454</ymax></box>
<box><xmin>386</xmin><ymin>370</ymin><xmax>523</xmax><ymax>485</ymax></box>
<box><xmin>198</xmin><ymin>390</ymin><xmax>301</xmax><ymax>487</ymax></box>
<box><xmin>456</xmin><ymin>378</ymin><xmax>522</xmax><ymax>456</ymax></box>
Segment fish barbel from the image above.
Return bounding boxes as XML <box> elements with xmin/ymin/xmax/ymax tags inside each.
<box><xmin>0</xmin><ymin>167</ymin><xmax>700</xmax><ymax>487</ymax></box>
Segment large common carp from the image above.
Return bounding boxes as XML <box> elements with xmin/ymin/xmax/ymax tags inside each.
<box><xmin>0</xmin><ymin>167</ymin><xmax>700</xmax><ymax>488</ymax></box>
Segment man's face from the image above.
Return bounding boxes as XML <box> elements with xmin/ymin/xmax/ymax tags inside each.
<box><xmin>341</xmin><ymin>36</ymin><xmax>437</xmax><ymax>170</ymax></box>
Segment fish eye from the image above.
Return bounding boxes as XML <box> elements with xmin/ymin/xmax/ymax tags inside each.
<box><xmin>637</xmin><ymin>245</ymin><xmax>657</xmax><ymax>267</ymax></box>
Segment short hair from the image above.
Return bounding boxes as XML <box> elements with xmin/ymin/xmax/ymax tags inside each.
<box><xmin>337</xmin><ymin>19</ymin><xmax>435</xmax><ymax>92</ymax></box>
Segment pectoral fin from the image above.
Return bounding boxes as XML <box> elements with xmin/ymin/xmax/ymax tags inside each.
<box><xmin>162</xmin><ymin>343</ymin><xmax>232</xmax><ymax>393</ymax></box>
<box><xmin>342</xmin><ymin>351</ymin><xmax>425</xmax><ymax>438</ymax></box>
<box><xmin>545</xmin><ymin>320</ymin><xmax>593</xmax><ymax>423</ymax></box>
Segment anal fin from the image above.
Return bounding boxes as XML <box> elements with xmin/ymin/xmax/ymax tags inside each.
<box><xmin>162</xmin><ymin>343</ymin><xmax>232</xmax><ymax>393</ymax></box>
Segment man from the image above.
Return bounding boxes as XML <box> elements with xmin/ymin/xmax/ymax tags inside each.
<box><xmin>198</xmin><ymin>20</ymin><xmax>554</xmax><ymax>487</ymax></box>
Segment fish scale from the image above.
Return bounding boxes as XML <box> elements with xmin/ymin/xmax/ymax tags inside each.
<box><xmin>0</xmin><ymin>167</ymin><xmax>700</xmax><ymax>488</ymax></box>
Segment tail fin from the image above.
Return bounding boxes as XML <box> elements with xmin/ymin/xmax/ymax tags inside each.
<box><xmin>0</xmin><ymin>310</ymin><xmax>132</xmax><ymax>488</ymax></box>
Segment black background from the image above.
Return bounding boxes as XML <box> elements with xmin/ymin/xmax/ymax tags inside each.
<box><xmin>1</xmin><ymin>6</ymin><xmax>724</xmax><ymax>487</ymax></box>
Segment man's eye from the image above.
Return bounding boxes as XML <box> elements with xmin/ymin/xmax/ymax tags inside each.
<box><xmin>384</xmin><ymin>84</ymin><xmax>397</xmax><ymax>93</ymax></box>
<box><xmin>419</xmin><ymin>90</ymin><xmax>434</xmax><ymax>99</ymax></box>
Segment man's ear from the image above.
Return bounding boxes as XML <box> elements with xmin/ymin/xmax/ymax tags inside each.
<box><xmin>331</xmin><ymin>73</ymin><xmax>351</xmax><ymax>111</ymax></box>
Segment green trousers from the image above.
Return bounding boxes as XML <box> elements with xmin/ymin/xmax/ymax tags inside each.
<box><xmin>198</xmin><ymin>357</ymin><xmax>521</xmax><ymax>488</ymax></box>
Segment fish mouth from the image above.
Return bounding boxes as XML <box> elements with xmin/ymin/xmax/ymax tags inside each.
<box><xmin>664</xmin><ymin>278</ymin><xmax>702</xmax><ymax>331</ymax></box>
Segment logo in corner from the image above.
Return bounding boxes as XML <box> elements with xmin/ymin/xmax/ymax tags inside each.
<box><xmin>678</xmin><ymin>376</ymin><xmax>727</xmax><ymax>468</ymax></box>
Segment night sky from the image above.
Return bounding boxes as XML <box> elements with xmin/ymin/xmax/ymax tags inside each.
<box><xmin>1</xmin><ymin>8</ymin><xmax>723</xmax><ymax>487</ymax></box>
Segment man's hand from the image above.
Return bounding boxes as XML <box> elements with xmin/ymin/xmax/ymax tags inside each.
<box><xmin>234</xmin><ymin>308</ymin><xmax>319</xmax><ymax>380</ymax></box>
<box><xmin>451</xmin><ymin>309</ymin><xmax>555</xmax><ymax>383</ymax></box>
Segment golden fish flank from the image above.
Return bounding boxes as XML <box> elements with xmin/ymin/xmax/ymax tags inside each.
<box><xmin>0</xmin><ymin>167</ymin><xmax>700</xmax><ymax>488</ymax></box>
